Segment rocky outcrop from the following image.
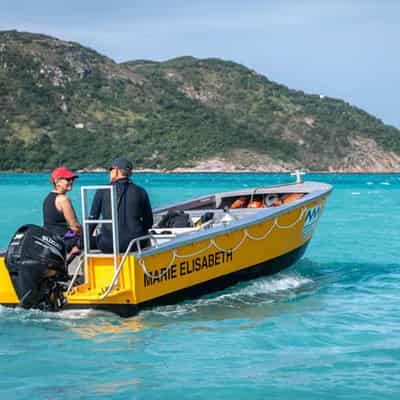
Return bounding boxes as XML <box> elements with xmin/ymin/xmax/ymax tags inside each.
<box><xmin>330</xmin><ymin>136</ymin><xmax>400</xmax><ymax>172</ymax></box>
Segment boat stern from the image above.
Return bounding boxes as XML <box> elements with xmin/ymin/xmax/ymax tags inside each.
<box><xmin>0</xmin><ymin>256</ymin><xmax>19</xmax><ymax>305</ymax></box>
<box><xmin>66</xmin><ymin>254</ymin><xmax>138</xmax><ymax>307</ymax></box>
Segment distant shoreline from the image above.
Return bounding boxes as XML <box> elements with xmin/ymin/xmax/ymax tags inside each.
<box><xmin>0</xmin><ymin>169</ymin><xmax>399</xmax><ymax>175</ymax></box>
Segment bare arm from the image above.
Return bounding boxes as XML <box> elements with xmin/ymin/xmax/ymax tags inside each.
<box><xmin>55</xmin><ymin>194</ymin><xmax>81</xmax><ymax>233</ymax></box>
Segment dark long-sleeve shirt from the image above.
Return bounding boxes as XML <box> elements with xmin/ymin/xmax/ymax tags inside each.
<box><xmin>89</xmin><ymin>178</ymin><xmax>153</xmax><ymax>252</ymax></box>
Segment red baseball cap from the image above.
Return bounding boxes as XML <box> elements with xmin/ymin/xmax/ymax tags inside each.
<box><xmin>51</xmin><ymin>167</ymin><xmax>78</xmax><ymax>182</ymax></box>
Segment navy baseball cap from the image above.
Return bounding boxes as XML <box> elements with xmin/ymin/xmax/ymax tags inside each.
<box><xmin>109</xmin><ymin>158</ymin><xmax>133</xmax><ymax>171</ymax></box>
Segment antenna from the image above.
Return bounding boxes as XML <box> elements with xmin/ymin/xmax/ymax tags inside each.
<box><xmin>290</xmin><ymin>170</ymin><xmax>305</xmax><ymax>183</ymax></box>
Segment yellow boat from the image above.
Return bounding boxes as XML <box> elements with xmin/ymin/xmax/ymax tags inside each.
<box><xmin>0</xmin><ymin>176</ymin><xmax>332</xmax><ymax>317</ymax></box>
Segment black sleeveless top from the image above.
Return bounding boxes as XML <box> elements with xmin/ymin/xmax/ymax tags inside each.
<box><xmin>43</xmin><ymin>192</ymin><xmax>68</xmax><ymax>237</ymax></box>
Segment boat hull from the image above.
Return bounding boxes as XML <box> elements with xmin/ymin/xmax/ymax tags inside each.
<box><xmin>64</xmin><ymin>239</ymin><xmax>309</xmax><ymax>317</ymax></box>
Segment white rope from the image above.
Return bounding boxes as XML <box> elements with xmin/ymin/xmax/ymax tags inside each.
<box><xmin>138</xmin><ymin>206</ymin><xmax>306</xmax><ymax>276</ymax></box>
<box><xmin>244</xmin><ymin>220</ymin><xmax>276</xmax><ymax>241</ymax></box>
<box><xmin>275</xmin><ymin>208</ymin><xmax>305</xmax><ymax>229</ymax></box>
<box><xmin>211</xmin><ymin>230</ymin><xmax>247</xmax><ymax>253</ymax></box>
<box><xmin>138</xmin><ymin>241</ymin><xmax>214</xmax><ymax>280</ymax></box>
<box><xmin>174</xmin><ymin>241</ymin><xmax>214</xmax><ymax>258</ymax></box>
<box><xmin>139</xmin><ymin>250</ymin><xmax>177</xmax><ymax>280</ymax></box>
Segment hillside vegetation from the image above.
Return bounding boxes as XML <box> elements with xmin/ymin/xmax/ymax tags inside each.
<box><xmin>1</xmin><ymin>30</ymin><xmax>399</xmax><ymax>172</ymax></box>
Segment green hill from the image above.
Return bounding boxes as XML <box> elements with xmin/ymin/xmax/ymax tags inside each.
<box><xmin>1</xmin><ymin>30</ymin><xmax>399</xmax><ymax>172</ymax></box>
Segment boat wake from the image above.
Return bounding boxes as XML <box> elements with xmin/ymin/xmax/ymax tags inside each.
<box><xmin>240</xmin><ymin>273</ymin><xmax>313</xmax><ymax>296</ymax></box>
<box><xmin>0</xmin><ymin>304</ymin><xmax>113</xmax><ymax>325</ymax></box>
<box><xmin>148</xmin><ymin>271</ymin><xmax>315</xmax><ymax>319</ymax></box>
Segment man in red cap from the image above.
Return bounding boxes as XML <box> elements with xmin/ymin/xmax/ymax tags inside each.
<box><xmin>43</xmin><ymin>166</ymin><xmax>81</xmax><ymax>254</ymax></box>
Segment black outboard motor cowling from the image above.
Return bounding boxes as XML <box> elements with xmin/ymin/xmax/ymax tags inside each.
<box><xmin>5</xmin><ymin>225</ymin><xmax>66</xmax><ymax>310</ymax></box>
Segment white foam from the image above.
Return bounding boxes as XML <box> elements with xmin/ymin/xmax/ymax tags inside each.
<box><xmin>240</xmin><ymin>274</ymin><xmax>312</xmax><ymax>296</ymax></box>
<box><xmin>0</xmin><ymin>306</ymin><xmax>54</xmax><ymax>323</ymax></box>
<box><xmin>0</xmin><ymin>304</ymin><xmax>111</xmax><ymax>323</ymax></box>
<box><xmin>56</xmin><ymin>309</ymin><xmax>109</xmax><ymax>320</ymax></box>
<box><xmin>150</xmin><ymin>273</ymin><xmax>313</xmax><ymax>316</ymax></box>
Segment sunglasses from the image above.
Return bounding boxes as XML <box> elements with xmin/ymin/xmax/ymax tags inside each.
<box><xmin>61</xmin><ymin>177</ymin><xmax>74</xmax><ymax>182</ymax></box>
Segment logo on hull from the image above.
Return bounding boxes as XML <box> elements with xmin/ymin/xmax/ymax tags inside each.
<box><xmin>302</xmin><ymin>205</ymin><xmax>321</xmax><ymax>237</ymax></box>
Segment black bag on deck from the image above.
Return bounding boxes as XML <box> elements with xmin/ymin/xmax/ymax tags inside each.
<box><xmin>5</xmin><ymin>225</ymin><xmax>66</xmax><ymax>309</ymax></box>
<box><xmin>157</xmin><ymin>210</ymin><xmax>192</xmax><ymax>228</ymax></box>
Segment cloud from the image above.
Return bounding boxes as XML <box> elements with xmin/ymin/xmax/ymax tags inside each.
<box><xmin>2</xmin><ymin>0</ymin><xmax>400</xmax><ymax>126</ymax></box>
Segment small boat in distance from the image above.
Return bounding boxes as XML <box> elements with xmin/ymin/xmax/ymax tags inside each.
<box><xmin>0</xmin><ymin>175</ymin><xmax>332</xmax><ymax>317</ymax></box>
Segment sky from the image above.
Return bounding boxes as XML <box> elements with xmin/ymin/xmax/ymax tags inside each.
<box><xmin>2</xmin><ymin>0</ymin><xmax>399</xmax><ymax>128</ymax></box>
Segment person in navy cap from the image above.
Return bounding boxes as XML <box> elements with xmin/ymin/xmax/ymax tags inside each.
<box><xmin>89</xmin><ymin>158</ymin><xmax>153</xmax><ymax>253</ymax></box>
<box><xmin>43</xmin><ymin>166</ymin><xmax>82</xmax><ymax>254</ymax></box>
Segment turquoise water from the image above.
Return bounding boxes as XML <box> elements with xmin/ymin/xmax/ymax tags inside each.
<box><xmin>1</xmin><ymin>173</ymin><xmax>400</xmax><ymax>399</ymax></box>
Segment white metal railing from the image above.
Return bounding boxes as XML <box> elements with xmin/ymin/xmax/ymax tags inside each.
<box><xmin>66</xmin><ymin>255</ymin><xmax>84</xmax><ymax>295</ymax></box>
<box><xmin>99</xmin><ymin>234</ymin><xmax>157</xmax><ymax>299</ymax></box>
<box><xmin>98</xmin><ymin>220</ymin><xmax>216</xmax><ymax>298</ymax></box>
<box><xmin>81</xmin><ymin>185</ymin><xmax>120</xmax><ymax>278</ymax></box>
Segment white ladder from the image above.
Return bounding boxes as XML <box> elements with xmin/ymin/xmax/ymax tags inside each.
<box><xmin>81</xmin><ymin>185</ymin><xmax>120</xmax><ymax>274</ymax></box>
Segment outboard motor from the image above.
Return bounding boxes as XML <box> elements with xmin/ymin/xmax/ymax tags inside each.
<box><xmin>5</xmin><ymin>225</ymin><xmax>67</xmax><ymax>311</ymax></box>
